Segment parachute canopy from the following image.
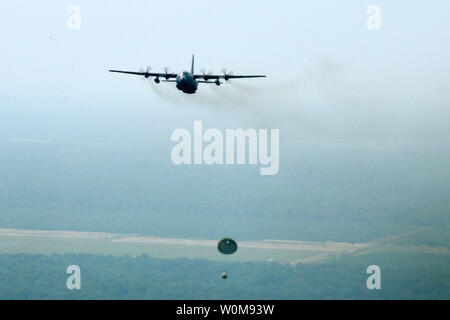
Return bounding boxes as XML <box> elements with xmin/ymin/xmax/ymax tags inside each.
<box><xmin>217</xmin><ymin>238</ymin><xmax>238</xmax><ymax>255</ymax></box>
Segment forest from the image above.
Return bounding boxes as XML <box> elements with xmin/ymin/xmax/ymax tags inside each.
<box><xmin>0</xmin><ymin>252</ymin><xmax>448</xmax><ymax>299</ymax></box>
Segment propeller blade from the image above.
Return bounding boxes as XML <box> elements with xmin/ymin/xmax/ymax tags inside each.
<box><xmin>200</xmin><ymin>69</ymin><xmax>212</xmax><ymax>80</ymax></box>
<box><xmin>164</xmin><ymin>67</ymin><xmax>170</xmax><ymax>79</ymax></box>
<box><xmin>138</xmin><ymin>66</ymin><xmax>153</xmax><ymax>79</ymax></box>
<box><xmin>222</xmin><ymin>68</ymin><xmax>233</xmax><ymax>81</ymax></box>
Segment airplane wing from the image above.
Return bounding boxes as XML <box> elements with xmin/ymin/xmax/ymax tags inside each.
<box><xmin>193</xmin><ymin>74</ymin><xmax>265</xmax><ymax>80</ymax></box>
<box><xmin>109</xmin><ymin>70</ymin><xmax>178</xmax><ymax>79</ymax></box>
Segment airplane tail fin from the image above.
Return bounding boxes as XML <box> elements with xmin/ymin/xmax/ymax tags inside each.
<box><xmin>191</xmin><ymin>54</ymin><xmax>194</xmax><ymax>74</ymax></box>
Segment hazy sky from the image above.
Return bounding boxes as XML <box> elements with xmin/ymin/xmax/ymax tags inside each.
<box><xmin>0</xmin><ymin>1</ymin><xmax>448</xmax><ymax>243</ymax></box>
<box><xmin>0</xmin><ymin>0</ymin><xmax>448</xmax><ymax>146</ymax></box>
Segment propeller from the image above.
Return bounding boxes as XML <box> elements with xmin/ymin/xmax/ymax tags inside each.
<box><xmin>163</xmin><ymin>67</ymin><xmax>170</xmax><ymax>79</ymax></box>
<box><xmin>221</xmin><ymin>68</ymin><xmax>234</xmax><ymax>81</ymax></box>
<box><xmin>200</xmin><ymin>69</ymin><xmax>213</xmax><ymax>81</ymax></box>
<box><xmin>139</xmin><ymin>66</ymin><xmax>152</xmax><ymax>79</ymax></box>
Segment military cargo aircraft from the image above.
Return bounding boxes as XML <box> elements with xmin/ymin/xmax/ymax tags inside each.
<box><xmin>109</xmin><ymin>55</ymin><xmax>265</xmax><ymax>94</ymax></box>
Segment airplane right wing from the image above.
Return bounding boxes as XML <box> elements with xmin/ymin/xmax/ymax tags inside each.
<box><xmin>109</xmin><ymin>69</ymin><xmax>178</xmax><ymax>79</ymax></box>
<box><xmin>193</xmin><ymin>73</ymin><xmax>266</xmax><ymax>81</ymax></box>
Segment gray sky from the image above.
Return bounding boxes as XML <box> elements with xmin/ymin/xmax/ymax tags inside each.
<box><xmin>0</xmin><ymin>0</ymin><xmax>448</xmax><ymax>146</ymax></box>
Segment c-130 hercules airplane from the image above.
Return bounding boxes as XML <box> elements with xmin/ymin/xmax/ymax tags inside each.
<box><xmin>109</xmin><ymin>55</ymin><xmax>266</xmax><ymax>94</ymax></box>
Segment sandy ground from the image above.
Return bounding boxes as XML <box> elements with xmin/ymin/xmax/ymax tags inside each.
<box><xmin>0</xmin><ymin>227</ymin><xmax>445</xmax><ymax>265</ymax></box>
<box><xmin>0</xmin><ymin>228</ymin><xmax>364</xmax><ymax>251</ymax></box>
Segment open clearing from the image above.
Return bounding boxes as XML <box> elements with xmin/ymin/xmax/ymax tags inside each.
<box><xmin>0</xmin><ymin>228</ymin><xmax>446</xmax><ymax>264</ymax></box>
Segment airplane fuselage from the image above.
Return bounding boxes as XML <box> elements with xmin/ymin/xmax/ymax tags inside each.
<box><xmin>176</xmin><ymin>71</ymin><xmax>198</xmax><ymax>94</ymax></box>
